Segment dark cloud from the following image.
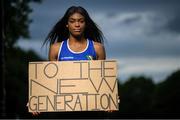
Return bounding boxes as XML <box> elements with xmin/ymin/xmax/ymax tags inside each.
<box><xmin>105</xmin><ymin>12</ymin><xmax>142</xmax><ymax>25</ymax></box>
<box><xmin>164</xmin><ymin>13</ymin><xmax>180</xmax><ymax>33</ymax></box>
<box><xmin>142</xmin><ymin>11</ymin><xmax>180</xmax><ymax>36</ymax></box>
<box><xmin>121</xmin><ymin>15</ymin><xmax>142</xmax><ymax>25</ymax></box>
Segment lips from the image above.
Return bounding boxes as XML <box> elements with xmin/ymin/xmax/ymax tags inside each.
<box><xmin>74</xmin><ymin>29</ymin><xmax>81</xmax><ymax>32</ymax></box>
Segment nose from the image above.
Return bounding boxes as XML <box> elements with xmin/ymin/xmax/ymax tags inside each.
<box><xmin>75</xmin><ymin>21</ymin><xmax>80</xmax><ymax>27</ymax></box>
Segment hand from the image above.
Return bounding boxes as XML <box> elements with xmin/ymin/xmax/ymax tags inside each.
<box><xmin>118</xmin><ymin>96</ymin><xmax>120</xmax><ymax>104</ymax></box>
<box><xmin>31</xmin><ymin>111</ymin><xmax>41</xmax><ymax>116</ymax></box>
<box><xmin>26</xmin><ymin>102</ymin><xmax>41</xmax><ymax>116</ymax></box>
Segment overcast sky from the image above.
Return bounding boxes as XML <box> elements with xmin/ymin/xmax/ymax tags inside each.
<box><xmin>16</xmin><ymin>0</ymin><xmax>180</xmax><ymax>83</ymax></box>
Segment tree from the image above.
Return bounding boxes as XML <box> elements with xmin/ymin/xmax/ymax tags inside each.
<box><xmin>153</xmin><ymin>70</ymin><xmax>180</xmax><ymax>114</ymax></box>
<box><xmin>4</xmin><ymin>0</ymin><xmax>41</xmax><ymax>48</ymax></box>
<box><xmin>2</xmin><ymin>0</ymin><xmax>42</xmax><ymax>118</ymax></box>
<box><xmin>5</xmin><ymin>47</ymin><xmax>42</xmax><ymax>118</ymax></box>
<box><xmin>120</xmin><ymin>76</ymin><xmax>155</xmax><ymax>113</ymax></box>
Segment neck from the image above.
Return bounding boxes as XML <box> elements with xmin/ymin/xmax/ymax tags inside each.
<box><xmin>68</xmin><ymin>35</ymin><xmax>87</xmax><ymax>52</ymax></box>
<box><xmin>69</xmin><ymin>35</ymin><xmax>86</xmax><ymax>43</ymax></box>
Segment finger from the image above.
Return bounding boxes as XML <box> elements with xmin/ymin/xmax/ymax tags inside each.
<box><xmin>105</xmin><ymin>109</ymin><xmax>114</xmax><ymax>112</ymax></box>
<box><xmin>118</xmin><ymin>96</ymin><xmax>120</xmax><ymax>103</ymax></box>
<box><xmin>33</xmin><ymin>112</ymin><xmax>37</xmax><ymax>116</ymax></box>
<box><xmin>26</xmin><ymin>102</ymin><xmax>29</xmax><ymax>107</ymax></box>
<box><xmin>32</xmin><ymin>112</ymin><xmax>38</xmax><ymax>116</ymax></box>
<box><xmin>32</xmin><ymin>112</ymin><xmax>40</xmax><ymax>116</ymax></box>
<box><xmin>118</xmin><ymin>98</ymin><xmax>120</xmax><ymax>103</ymax></box>
<box><xmin>109</xmin><ymin>110</ymin><xmax>113</xmax><ymax>113</ymax></box>
<box><xmin>32</xmin><ymin>112</ymin><xmax>36</xmax><ymax>116</ymax></box>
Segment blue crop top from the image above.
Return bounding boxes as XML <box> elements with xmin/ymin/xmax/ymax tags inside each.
<box><xmin>57</xmin><ymin>39</ymin><xmax>97</xmax><ymax>61</ymax></box>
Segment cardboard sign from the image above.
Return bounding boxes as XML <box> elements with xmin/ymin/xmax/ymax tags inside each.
<box><xmin>28</xmin><ymin>60</ymin><xmax>119</xmax><ymax>112</ymax></box>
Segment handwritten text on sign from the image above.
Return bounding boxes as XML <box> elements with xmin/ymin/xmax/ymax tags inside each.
<box><xmin>28</xmin><ymin>60</ymin><xmax>118</xmax><ymax>112</ymax></box>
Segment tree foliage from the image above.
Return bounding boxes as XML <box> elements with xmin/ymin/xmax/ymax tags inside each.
<box><xmin>153</xmin><ymin>70</ymin><xmax>180</xmax><ymax>113</ymax></box>
<box><xmin>5</xmin><ymin>47</ymin><xmax>42</xmax><ymax>118</ymax></box>
<box><xmin>120</xmin><ymin>76</ymin><xmax>155</xmax><ymax>113</ymax></box>
<box><xmin>4</xmin><ymin>0</ymin><xmax>41</xmax><ymax>48</ymax></box>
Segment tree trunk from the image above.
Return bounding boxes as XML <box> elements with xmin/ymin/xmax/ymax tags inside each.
<box><xmin>1</xmin><ymin>0</ymin><xmax>6</xmax><ymax>118</ymax></box>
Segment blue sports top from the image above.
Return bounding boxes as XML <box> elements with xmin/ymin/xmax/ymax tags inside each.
<box><xmin>57</xmin><ymin>39</ymin><xmax>97</xmax><ymax>61</ymax></box>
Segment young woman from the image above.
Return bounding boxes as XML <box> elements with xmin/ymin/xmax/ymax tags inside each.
<box><xmin>43</xmin><ymin>6</ymin><xmax>106</xmax><ymax>61</ymax></box>
<box><xmin>30</xmin><ymin>6</ymin><xmax>107</xmax><ymax>116</ymax></box>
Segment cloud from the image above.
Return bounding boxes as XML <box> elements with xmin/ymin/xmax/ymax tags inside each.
<box><xmin>164</xmin><ymin>13</ymin><xmax>180</xmax><ymax>33</ymax></box>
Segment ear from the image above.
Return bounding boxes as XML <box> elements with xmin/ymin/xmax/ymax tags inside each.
<box><xmin>66</xmin><ymin>24</ymin><xmax>68</xmax><ymax>28</ymax></box>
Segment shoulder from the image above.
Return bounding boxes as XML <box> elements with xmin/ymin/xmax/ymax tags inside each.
<box><xmin>50</xmin><ymin>42</ymin><xmax>62</xmax><ymax>49</ymax></box>
<box><xmin>93</xmin><ymin>41</ymin><xmax>105</xmax><ymax>51</ymax></box>
<box><xmin>93</xmin><ymin>41</ymin><xmax>106</xmax><ymax>60</ymax></box>
<box><xmin>49</xmin><ymin>42</ymin><xmax>62</xmax><ymax>61</ymax></box>
<box><xmin>50</xmin><ymin>42</ymin><xmax>62</xmax><ymax>55</ymax></box>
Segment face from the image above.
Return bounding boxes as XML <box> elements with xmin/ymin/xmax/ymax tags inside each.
<box><xmin>67</xmin><ymin>13</ymin><xmax>86</xmax><ymax>37</ymax></box>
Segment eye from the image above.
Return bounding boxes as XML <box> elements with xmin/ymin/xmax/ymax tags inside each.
<box><xmin>69</xmin><ymin>21</ymin><xmax>74</xmax><ymax>23</ymax></box>
<box><xmin>69</xmin><ymin>20</ymin><xmax>75</xmax><ymax>23</ymax></box>
<box><xmin>80</xmin><ymin>20</ymin><xmax>85</xmax><ymax>23</ymax></box>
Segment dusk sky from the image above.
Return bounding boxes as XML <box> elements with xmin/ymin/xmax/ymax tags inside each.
<box><xmin>16</xmin><ymin>0</ymin><xmax>180</xmax><ymax>83</ymax></box>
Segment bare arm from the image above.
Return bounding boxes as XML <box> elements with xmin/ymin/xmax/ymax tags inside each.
<box><xmin>48</xmin><ymin>42</ymin><xmax>61</xmax><ymax>61</ymax></box>
<box><xmin>94</xmin><ymin>42</ymin><xmax>106</xmax><ymax>60</ymax></box>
